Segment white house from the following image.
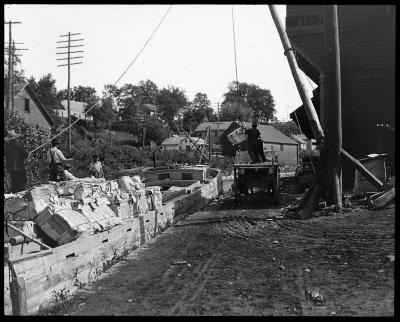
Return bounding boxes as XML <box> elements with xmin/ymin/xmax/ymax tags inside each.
<box><xmin>5</xmin><ymin>83</ymin><xmax>54</xmax><ymax>132</ymax></box>
<box><xmin>160</xmin><ymin>135</ymin><xmax>207</xmax><ymax>151</ymax></box>
<box><xmin>194</xmin><ymin>121</ymin><xmax>234</xmax><ymax>147</ymax></box>
<box><xmin>60</xmin><ymin>100</ymin><xmax>92</xmax><ymax>121</ymax></box>
<box><xmin>291</xmin><ymin>133</ymin><xmax>316</xmax><ymax>152</ymax></box>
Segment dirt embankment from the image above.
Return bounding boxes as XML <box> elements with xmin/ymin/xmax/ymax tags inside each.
<box><xmin>54</xmin><ymin>191</ymin><xmax>394</xmax><ymax>316</ymax></box>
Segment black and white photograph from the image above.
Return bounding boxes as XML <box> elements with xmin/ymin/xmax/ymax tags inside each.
<box><xmin>4</xmin><ymin>4</ymin><xmax>395</xmax><ymax>316</ymax></box>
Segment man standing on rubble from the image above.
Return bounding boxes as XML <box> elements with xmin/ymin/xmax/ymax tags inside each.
<box><xmin>47</xmin><ymin>138</ymin><xmax>73</xmax><ymax>181</ymax></box>
<box><xmin>4</xmin><ymin>130</ymin><xmax>28</xmax><ymax>193</ymax></box>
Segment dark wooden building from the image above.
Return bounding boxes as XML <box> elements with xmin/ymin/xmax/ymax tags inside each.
<box><xmin>286</xmin><ymin>5</ymin><xmax>395</xmax><ymax>184</ymax></box>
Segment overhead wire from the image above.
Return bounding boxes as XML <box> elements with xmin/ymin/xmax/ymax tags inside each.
<box><xmin>231</xmin><ymin>5</ymin><xmax>241</xmax><ymax>123</ymax></box>
<box><xmin>26</xmin><ymin>5</ymin><xmax>173</xmax><ymax>158</ymax></box>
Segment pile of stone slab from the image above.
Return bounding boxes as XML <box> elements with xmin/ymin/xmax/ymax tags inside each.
<box><xmin>4</xmin><ymin>176</ymin><xmax>163</xmax><ymax>247</ymax></box>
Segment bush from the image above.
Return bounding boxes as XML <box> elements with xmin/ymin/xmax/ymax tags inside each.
<box><xmin>4</xmin><ymin>111</ymin><xmax>52</xmax><ymax>190</ymax></box>
<box><xmin>5</xmin><ymin>111</ymin><xmax>230</xmax><ymax>191</ymax></box>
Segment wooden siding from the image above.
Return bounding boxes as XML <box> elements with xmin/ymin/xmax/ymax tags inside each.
<box><xmin>286</xmin><ymin>5</ymin><xmax>395</xmax><ymax>180</ymax></box>
<box><xmin>13</xmin><ymin>89</ymin><xmax>52</xmax><ymax>132</ymax></box>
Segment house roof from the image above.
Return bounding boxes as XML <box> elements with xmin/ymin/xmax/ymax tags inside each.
<box><xmin>291</xmin><ymin>133</ymin><xmax>308</xmax><ymax>144</ymax></box>
<box><xmin>7</xmin><ymin>83</ymin><xmax>55</xmax><ymax>126</ymax></box>
<box><xmin>195</xmin><ymin>121</ymin><xmax>234</xmax><ymax>132</ymax></box>
<box><xmin>161</xmin><ymin>135</ymin><xmax>206</xmax><ymax>146</ymax></box>
<box><xmin>241</xmin><ymin>122</ymin><xmax>299</xmax><ymax>145</ymax></box>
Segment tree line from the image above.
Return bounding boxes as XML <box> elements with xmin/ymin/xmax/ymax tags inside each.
<box><xmin>8</xmin><ymin>71</ymin><xmax>305</xmax><ymax>145</ymax></box>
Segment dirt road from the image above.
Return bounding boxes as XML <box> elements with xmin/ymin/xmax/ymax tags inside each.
<box><xmin>54</xmin><ymin>193</ymin><xmax>394</xmax><ymax>316</ymax></box>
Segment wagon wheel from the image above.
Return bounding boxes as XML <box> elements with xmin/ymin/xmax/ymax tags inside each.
<box><xmin>233</xmin><ymin>182</ymin><xmax>240</xmax><ymax>206</ymax></box>
<box><xmin>273</xmin><ymin>169</ymin><xmax>280</xmax><ymax>204</ymax></box>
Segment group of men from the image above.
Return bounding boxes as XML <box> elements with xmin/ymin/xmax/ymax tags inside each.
<box><xmin>4</xmin><ymin>130</ymin><xmax>104</xmax><ymax>194</ymax></box>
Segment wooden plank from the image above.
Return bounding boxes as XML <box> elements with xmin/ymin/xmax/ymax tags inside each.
<box><xmin>341</xmin><ymin>149</ymin><xmax>386</xmax><ymax>190</ymax></box>
<box><xmin>10</xmin><ymin>276</ymin><xmax>28</xmax><ymax>315</ymax></box>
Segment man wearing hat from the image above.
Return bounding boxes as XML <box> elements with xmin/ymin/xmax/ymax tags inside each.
<box><xmin>245</xmin><ymin>122</ymin><xmax>267</xmax><ymax>163</ymax></box>
<box><xmin>47</xmin><ymin>138</ymin><xmax>73</xmax><ymax>181</ymax></box>
<box><xmin>4</xmin><ymin>130</ymin><xmax>28</xmax><ymax>193</ymax></box>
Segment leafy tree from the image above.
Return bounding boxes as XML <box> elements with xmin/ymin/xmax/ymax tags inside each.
<box><xmin>117</xmin><ymin>84</ymin><xmax>141</xmax><ymax>121</ymax></box>
<box><xmin>28</xmin><ymin>74</ymin><xmax>63</xmax><ymax>116</ymax></box>
<box><xmin>156</xmin><ymin>86</ymin><xmax>188</xmax><ymax>130</ymax></box>
<box><xmin>219</xmin><ymin>100</ymin><xmax>253</xmax><ymax>122</ymax></box>
<box><xmin>182</xmin><ymin>92</ymin><xmax>216</xmax><ymax>132</ymax></box>
<box><xmin>221</xmin><ymin>81</ymin><xmax>276</xmax><ymax>123</ymax></box>
<box><xmin>136</xmin><ymin>116</ymin><xmax>169</xmax><ymax>146</ymax></box>
<box><xmin>273</xmin><ymin>120</ymin><xmax>302</xmax><ymax>137</ymax></box>
<box><xmin>138</xmin><ymin>79</ymin><xmax>159</xmax><ymax>105</ymax></box>
<box><xmin>97</xmin><ymin>97</ymin><xmax>116</xmax><ymax>124</ymax></box>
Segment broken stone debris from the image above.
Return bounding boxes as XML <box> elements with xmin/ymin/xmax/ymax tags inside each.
<box><xmin>4</xmin><ymin>175</ymin><xmax>163</xmax><ymax>247</ymax></box>
<box><xmin>172</xmin><ymin>260</ymin><xmax>188</xmax><ymax>265</ymax></box>
<box><xmin>385</xmin><ymin>254</ymin><xmax>394</xmax><ymax>263</ymax></box>
<box><xmin>306</xmin><ymin>288</ymin><xmax>324</xmax><ymax>302</ymax></box>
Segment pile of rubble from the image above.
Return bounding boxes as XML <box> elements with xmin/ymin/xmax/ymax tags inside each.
<box><xmin>4</xmin><ymin>176</ymin><xmax>163</xmax><ymax>247</ymax></box>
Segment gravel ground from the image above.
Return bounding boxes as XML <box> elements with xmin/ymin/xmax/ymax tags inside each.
<box><xmin>50</xmin><ymin>185</ymin><xmax>395</xmax><ymax>316</ymax></box>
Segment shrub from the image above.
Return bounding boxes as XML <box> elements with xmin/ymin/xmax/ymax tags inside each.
<box><xmin>4</xmin><ymin>111</ymin><xmax>52</xmax><ymax>191</ymax></box>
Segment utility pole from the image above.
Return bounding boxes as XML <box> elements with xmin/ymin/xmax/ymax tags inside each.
<box><xmin>324</xmin><ymin>5</ymin><xmax>342</xmax><ymax>210</ymax></box>
<box><xmin>56</xmin><ymin>32</ymin><xmax>84</xmax><ymax>152</ymax></box>
<box><xmin>108</xmin><ymin>121</ymin><xmax>112</xmax><ymax>147</ymax></box>
<box><xmin>4</xmin><ymin>21</ymin><xmax>21</xmax><ymax>113</ymax></box>
<box><xmin>216</xmin><ymin>102</ymin><xmax>220</xmax><ymax>158</ymax></box>
<box><xmin>208</xmin><ymin>126</ymin><xmax>211</xmax><ymax>165</ymax></box>
<box><xmin>7</xmin><ymin>41</ymin><xmax>29</xmax><ymax>111</ymax></box>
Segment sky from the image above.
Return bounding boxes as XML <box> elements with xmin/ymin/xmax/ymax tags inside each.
<box><xmin>4</xmin><ymin>4</ymin><xmax>316</xmax><ymax>121</ymax></box>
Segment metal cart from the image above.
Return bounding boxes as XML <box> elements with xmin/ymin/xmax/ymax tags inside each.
<box><xmin>233</xmin><ymin>163</ymin><xmax>280</xmax><ymax>205</ymax></box>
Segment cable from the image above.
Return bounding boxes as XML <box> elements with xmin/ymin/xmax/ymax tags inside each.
<box><xmin>114</xmin><ymin>5</ymin><xmax>172</xmax><ymax>85</ymax></box>
<box><xmin>231</xmin><ymin>5</ymin><xmax>240</xmax><ymax>122</ymax></box>
<box><xmin>26</xmin><ymin>5</ymin><xmax>173</xmax><ymax>158</ymax></box>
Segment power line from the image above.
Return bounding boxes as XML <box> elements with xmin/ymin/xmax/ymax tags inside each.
<box><xmin>231</xmin><ymin>5</ymin><xmax>240</xmax><ymax>122</ymax></box>
<box><xmin>114</xmin><ymin>5</ymin><xmax>172</xmax><ymax>85</ymax></box>
<box><xmin>28</xmin><ymin>5</ymin><xmax>173</xmax><ymax>158</ymax></box>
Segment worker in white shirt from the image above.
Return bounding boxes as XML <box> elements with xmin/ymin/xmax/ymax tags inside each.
<box><xmin>89</xmin><ymin>155</ymin><xmax>104</xmax><ymax>178</ymax></box>
<box><xmin>47</xmin><ymin>138</ymin><xmax>73</xmax><ymax>181</ymax></box>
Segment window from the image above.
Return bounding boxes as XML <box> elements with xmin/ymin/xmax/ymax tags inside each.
<box><xmin>186</xmin><ymin>145</ymin><xmax>191</xmax><ymax>151</ymax></box>
<box><xmin>214</xmin><ymin>130</ymin><xmax>218</xmax><ymax>137</ymax></box>
<box><xmin>24</xmin><ymin>98</ymin><xmax>30</xmax><ymax>113</ymax></box>
<box><xmin>280</xmin><ymin>144</ymin><xmax>284</xmax><ymax>151</ymax></box>
<box><xmin>198</xmin><ymin>133</ymin><xmax>202</xmax><ymax>138</ymax></box>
